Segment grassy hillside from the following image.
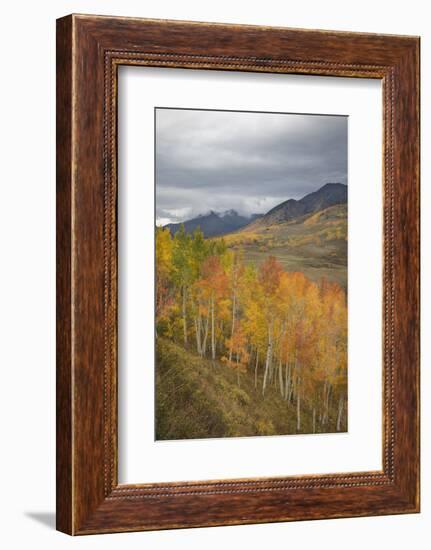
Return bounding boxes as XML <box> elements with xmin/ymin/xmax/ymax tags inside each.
<box><xmin>212</xmin><ymin>204</ymin><xmax>347</xmax><ymax>289</ymax></box>
<box><xmin>156</xmin><ymin>337</ymin><xmax>346</xmax><ymax>440</ymax></box>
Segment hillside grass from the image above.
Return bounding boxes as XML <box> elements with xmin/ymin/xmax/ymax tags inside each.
<box><xmin>155</xmin><ymin>338</ymin><xmax>346</xmax><ymax>440</ymax></box>
<box><xmin>212</xmin><ymin>204</ymin><xmax>347</xmax><ymax>289</ymax></box>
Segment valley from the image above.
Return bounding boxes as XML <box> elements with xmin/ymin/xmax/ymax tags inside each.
<box><xmin>164</xmin><ymin>183</ymin><xmax>348</xmax><ymax>289</ymax></box>
<box><xmin>215</xmin><ymin>203</ymin><xmax>347</xmax><ymax>289</ymax></box>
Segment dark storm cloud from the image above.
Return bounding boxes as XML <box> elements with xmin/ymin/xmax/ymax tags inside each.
<box><xmin>155</xmin><ymin>108</ymin><xmax>347</xmax><ymax>225</ymax></box>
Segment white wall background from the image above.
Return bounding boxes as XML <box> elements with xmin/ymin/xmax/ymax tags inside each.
<box><xmin>0</xmin><ymin>1</ymin><xmax>427</xmax><ymax>548</ymax></box>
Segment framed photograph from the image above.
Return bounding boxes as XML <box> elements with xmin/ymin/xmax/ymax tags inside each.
<box><xmin>56</xmin><ymin>15</ymin><xmax>420</xmax><ymax>535</ymax></box>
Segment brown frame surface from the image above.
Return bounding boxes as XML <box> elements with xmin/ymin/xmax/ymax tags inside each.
<box><xmin>56</xmin><ymin>14</ymin><xmax>420</xmax><ymax>535</ymax></box>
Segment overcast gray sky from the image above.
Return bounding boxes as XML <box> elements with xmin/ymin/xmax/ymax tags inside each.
<box><xmin>155</xmin><ymin>108</ymin><xmax>347</xmax><ymax>225</ymax></box>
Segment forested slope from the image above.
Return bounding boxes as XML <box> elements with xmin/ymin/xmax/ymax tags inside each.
<box><xmin>156</xmin><ymin>337</ymin><xmax>347</xmax><ymax>440</ymax></box>
<box><xmin>217</xmin><ymin>203</ymin><xmax>347</xmax><ymax>288</ymax></box>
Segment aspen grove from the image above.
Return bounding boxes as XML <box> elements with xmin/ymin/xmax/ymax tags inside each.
<box><xmin>156</xmin><ymin>225</ymin><xmax>347</xmax><ymax>433</ymax></box>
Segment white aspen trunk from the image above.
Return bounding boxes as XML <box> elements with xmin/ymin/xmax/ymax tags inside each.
<box><xmin>269</xmin><ymin>350</ymin><xmax>274</xmax><ymax>383</ymax></box>
<box><xmin>285</xmin><ymin>363</ymin><xmax>291</xmax><ymax>401</ymax></box>
<box><xmin>194</xmin><ymin>318</ymin><xmax>199</xmax><ymax>355</ymax></box>
<box><xmin>254</xmin><ymin>350</ymin><xmax>259</xmax><ymax>389</ymax></box>
<box><xmin>194</xmin><ymin>315</ymin><xmax>202</xmax><ymax>355</ymax></box>
<box><xmin>291</xmin><ymin>357</ymin><xmax>298</xmax><ymax>401</ymax></box>
<box><xmin>324</xmin><ymin>385</ymin><xmax>328</xmax><ymax>426</ymax></box>
<box><xmin>278</xmin><ymin>357</ymin><xmax>284</xmax><ymax>396</ymax></box>
<box><xmin>211</xmin><ymin>295</ymin><xmax>215</xmax><ymax>360</ymax></box>
<box><xmin>277</xmin><ymin>322</ymin><xmax>286</xmax><ymax>393</ymax></box>
<box><xmin>198</xmin><ymin>314</ymin><xmax>202</xmax><ymax>354</ymax></box>
<box><xmin>336</xmin><ymin>396</ymin><xmax>344</xmax><ymax>431</ymax></box>
<box><xmin>325</xmin><ymin>383</ymin><xmax>332</xmax><ymax>426</ymax></box>
<box><xmin>287</xmin><ymin>362</ymin><xmax>295</xmax><ymax>402</ymax></box>
<box><xmin>321</xmin><ymin>381</ymin><xmax>331</xmax><ymax>427</ymax></box>
<box><xmin>182</xmin><ymin>286</ymin><xmax>188</xmax><ymax>345</ymax></box>
<box><xmin>323</xmin><ymin>380</ymin><xmax>327</xmax><ymax>403</ymax></box>
<box><xmin>296</xmin><ymin>380</ymin><xmax>301</xmax><ymax>431</ymax></box>
<box><xmin>320</xmin><ymin>382</ymin><xmax>326</xmax><ymax>427</ymax></box>
<box><xmin>320</xmin><ymin>381</ymin><xmax>326</xmax><ymax>425</ymax></box>
<box><xmin>228</xmin><ymin>291</ymin><xmax>236</xmax><ymax>363</ymax></box>
<box><xmin>290</xmin><ymin>371</ymin><xmax>295</xmax><ymax>402</ymax></box>
<box><xmin>202</xmin><ymin>308</ymin><xmax>210</xmax><ymax>357</ymax></box>
<box><xmin>218</xmin><ymin>320</ymin><xmax>223</xmax><ymax>356</ymax></box>
<box><xmin>262</xmin><ymin>324</ymin><xmax>273</xmax><ymax>397</ymax></box>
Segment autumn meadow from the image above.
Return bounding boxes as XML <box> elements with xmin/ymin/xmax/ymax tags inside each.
<box><xmin>155</xmin><ymin>108</ymin><xmax>348</xmax><ymax>440</ymax></box>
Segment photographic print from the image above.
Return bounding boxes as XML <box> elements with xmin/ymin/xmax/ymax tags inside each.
<box><xmin>155</xmin><ymin>107</ymin><xmax>348</xmax><ymax>440</ymax></box>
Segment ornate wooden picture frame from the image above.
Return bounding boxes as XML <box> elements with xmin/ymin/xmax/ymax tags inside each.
<box><xmin>56</xmin><ymin>14</ymin><xmax>420</xmax><ymax>535</ymax></box>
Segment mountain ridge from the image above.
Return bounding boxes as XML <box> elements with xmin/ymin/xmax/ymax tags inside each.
<box><xmin>163</xmin><ymin>183</ymin><xmax>347</xmax><ymax>238</ymax></box>
<box><xmin>246</xmin><ymin>183</ymin><xmax>347</xmax><ymax>230</ymax></box>
<box><xmin>164</xmin><ymin>210</ymin><xmax>262</xmax><ymax>238</ymax></box>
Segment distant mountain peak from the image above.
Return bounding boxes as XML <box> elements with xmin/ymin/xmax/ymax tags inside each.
<box><xmin>247</xmin><ymin>183</ymin><xmax>347</xmax><ymax>229</ymax></box>
<box><xmin>221</xmin><ymin>209</ymin><xmax>239</xmax><ymax>217</ymax></box>
<box><xmin>165</xmin><ymin>209</ymin><xmax>257</xmax><ymax>238</ymax></box>
<box><xmin>321</xmin><ymin>182</ymin><xmax>345</xmax><ymax>189</ymax></box>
